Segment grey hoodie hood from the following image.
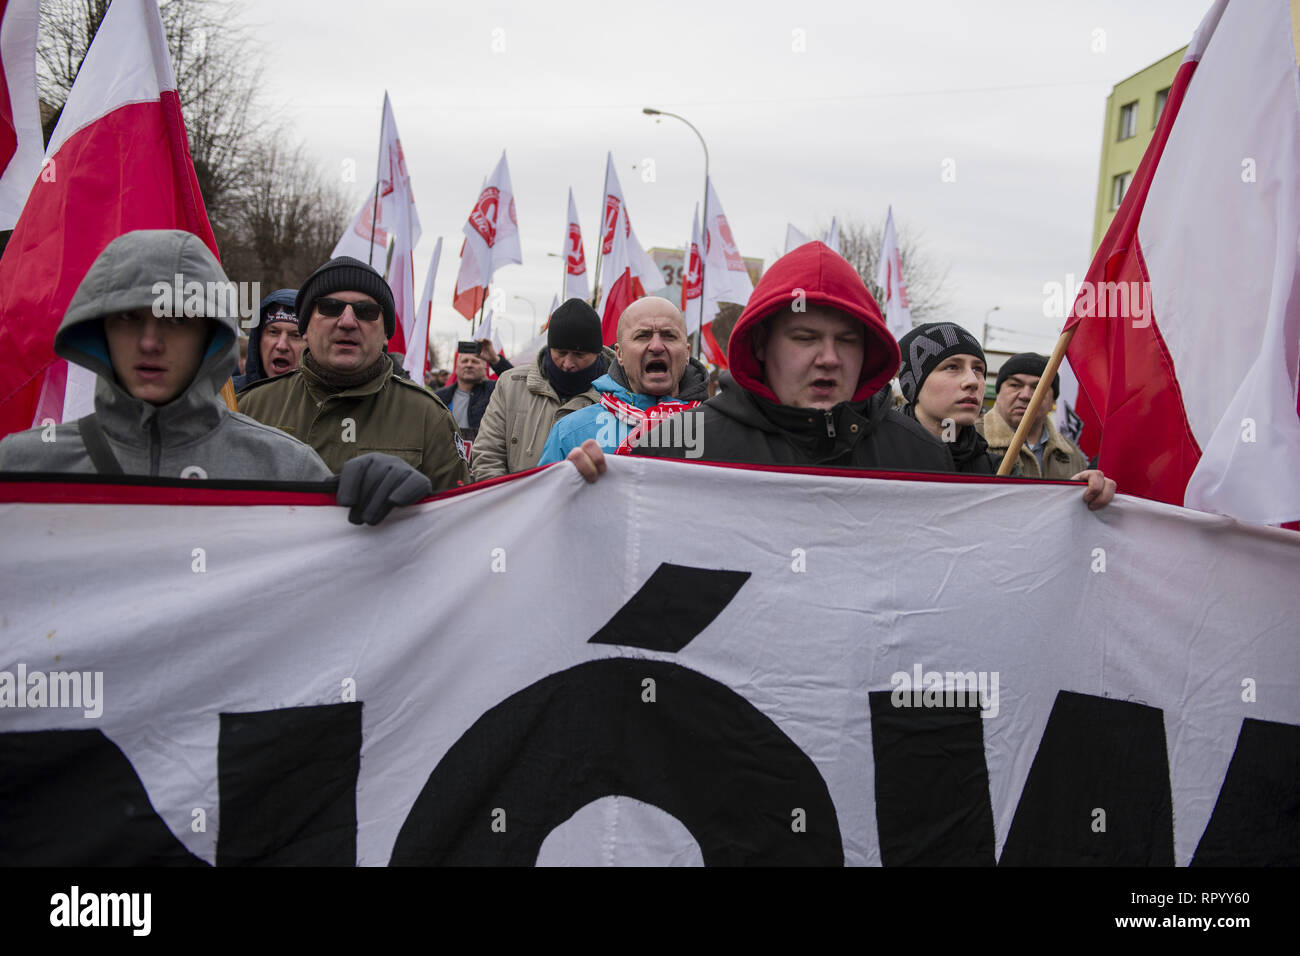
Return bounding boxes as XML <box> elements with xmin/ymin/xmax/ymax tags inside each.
<box><xmin>55</xmin><ymin>229</ymin><xmax>238</xmax><ymax>447</ymax></box>
<box><xmin>0</xmin><ymin>229</ymin><xmax>331</xmax><ymax>481</ymax></box>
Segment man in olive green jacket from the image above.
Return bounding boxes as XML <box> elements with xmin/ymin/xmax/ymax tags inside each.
<box><xmin>976</xmin><ymin>352</ymin><xmax>1088</xmax><ymax>479</ymax></box>
<box><xmin>238</xmin><ymin>256</ymin><xmax>469</xmax><ymax>492</ymax></box>
<box><xmin>471</xmin><ymin>299</ymin><xmax>615</xmax><ymax>481</ymax></box>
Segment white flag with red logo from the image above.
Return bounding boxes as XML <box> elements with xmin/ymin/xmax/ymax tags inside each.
<box><xmin>683</xmin><ymin>204</ymin><xmax>704</xmax><ymax>333</ymax></box>
<box><xmin>462</xmin><ymin>150</ymin><xmax>522</xmax><ymax>287</ymax></box>
<box><xmin>0</xmin><ymin>0</ymin><xmax>42</xmax><ymax>231</ymax></box>
<box><xmin>600</xmin><ymin>153</ymin><xmax>663</xmax><ymax>295</ymax></box>
<box><xmin>1065</xmin><ymin>0</ymin><xmax>1300</xmax><ymax>525</ymax></box>
<box><xmin>332</xmin><ymin>93</ymin><xmax>421</xmax><ymax>359</ymax></box>
<box><xmin>876</xmin><ymin>206</ymin><xmax>912</xmax><ymax>341</ymax></box>
<box><xmin>704</xmin><ymin>177</ymin><xmax>752</xmax><ymax>309</ymax></box>
<box><xmin>409</xmin><ymin>237</ymin><xmax>442</xmax><ymax>383</ymax></box>
<box><xmin>0</xmin><ymin>0</ymin><xmax>217</xmax><ymax>438</ymax></box>
<box><xmin>564</xmin><ymin>187</ymin><xmax>589</xmax><ymax>302</ymax></box>
<box><xmin>597</xmin><ymin>199</ymin><xmax>635</xmax><ymax>345</ymax></box>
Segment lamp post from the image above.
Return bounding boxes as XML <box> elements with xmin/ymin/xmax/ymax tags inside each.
<box><xmin>982</xmin><ymin>306</ymin><xmax>1000</xmax><ymax>348</ymax></box>
<box><xmin>644</xmin><ymin>106</ymin><xmax>709</xmax><ymax>359</ymax></box>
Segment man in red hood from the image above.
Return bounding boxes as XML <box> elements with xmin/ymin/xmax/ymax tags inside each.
<box><xmin>614</xmin><ymin>241</ymin><xmax>952</xmax><ymax>471</ymax></box>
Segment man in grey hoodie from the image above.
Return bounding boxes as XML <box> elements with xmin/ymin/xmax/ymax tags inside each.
<box><xmin>0</xmin><ymin>229</ymin><xmax>431</xmax><ymax>524</ymax></box>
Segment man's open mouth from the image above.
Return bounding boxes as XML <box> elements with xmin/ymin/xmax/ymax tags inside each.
<box><xmin>644</xmin><ymin>359</ymin><xmax>669</xmax><ymax>374</ymax></box>
<box><xmin>270</xmin><ymin>357</ymin><xmax>293</xmax><ymax>373</ymax></box>
<box><xmin>811</xmin><ymin>378</ymin><xmax>836</xmax><ymax>389</ymax></box>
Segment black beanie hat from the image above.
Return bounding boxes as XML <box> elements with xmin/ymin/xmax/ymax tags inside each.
<box><xmin>996</xmin><ymin>352</ymin><xmax>1059</xmax><ymax>399</ymax></box>
<box><xmin>296</xmin><ymin>256</ymin><xmax>397</xmax><ymax>338</ymax></box>
<box><xmin>547</xmin><ymin>298</ymin><xmax>604</xmax><ymax>354</ymax></box>
<box><xmin>896</xmin><ymin>321</ymin><xmax>985</xmax><ymax>406</ymax></box>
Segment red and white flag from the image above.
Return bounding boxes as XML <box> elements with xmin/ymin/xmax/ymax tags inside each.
<box><xmin>597</xmin><ymin>199</ymin><xmax>636</xmax><ymax>345</ymax></box>
<box><xmin>563</xmin><ymin>187</ymin><xmax>589</xmax><ymax>302</ymax></box>
<box><xmin>409</xmin><ymin>237</ymin><xmax>442</xmax><ymax>383</ymax></box>
<box><xmin>703</xmin><ymin>177</ymin><xmax>752</xmax><ymax>311</ymax></box>
<box><xmin>332</xmin><ymin>93</ymin><xmax>421</xmax><ymax>359</ymax></box>
<box><xmin>462</xmin><ymin>150</ymin><xmax>521</xmax><ymax>288</ymax></box>
<box><xmin>1065</xmin><ymin>0</ymin><xmax>1300</xmax><ymax>525</ymax></box>
<box><xmin>682</xmin><ymin>204</ymin><xmax>704</xmax><ymax>333</ymax></box>
<box><xmin>876</xmin><ymin>206</ymin><xmax>912</xmax><ymax>341</ymax></box>
<box><xmin>0</xmin><ymin>0</ymin><xmax>41</xmax><ymax>231</ymax></box>
<box><xmin>599</xmin><ymin>153</ymin><xmax>663</xmax><ymax>295</ymax></box>
<box><xmin>0</xmin><ymin>0</ymin><xmax>217</xmax><ymax>438</ymax></box>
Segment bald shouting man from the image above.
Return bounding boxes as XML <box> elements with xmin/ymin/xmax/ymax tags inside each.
<box><xmin>537</xmin><ymin>296</ymin><xmax>710</xmax><ymax>462</ymax></box>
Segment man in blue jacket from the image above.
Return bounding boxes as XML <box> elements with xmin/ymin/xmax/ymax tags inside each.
<box><xmin>537</xmin><ymin>297</ymin><xmax>709</xmax><ymax>463</ymax></box>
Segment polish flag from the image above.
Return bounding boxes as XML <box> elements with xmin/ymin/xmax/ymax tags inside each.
<box><xmin>704</xmin><ymin>177</ymin><xmax>752</xmax><ymax>308</ymax></box>
<box><xmin>564</xmin><ymin>187</ymin><xmax>589</xmax><ymax>302</ymax></box>
<box><xmin>332</xmin><ymin>93</ymin><xmax>421</xmax><ymax>360</ymax></box>
<box><xmin>0</xmin><ymin>0</ymin><xmax>217</xmax><ymax>438</ymax></box>
<box><xmin>1064</xmin><ymin>0</ymin><xmax>1300</xmax><ymax>525</ymax></box>
<box><xmin>0</xmin><ymin>0</ymin><xmax>42</xmax><ymax>231</ymax></box>
<box><xmin>409</xmin><ymin>237</ymin><xmax>442</xmax><ymax>383</ymax></box>
<box><xmin>876</xmin><ymin>206</ymin><xmax>912</xmax><ymax>341</ymax></box>
<box><xmin>600</xmin><ymin>153</ymin><xmax>663</xmax><ymax>295</ymax></box>
<box><xmin>597</xmin><ymin>199</ymin><xmax>636</xmax><ymax>345</ymax></box>
<box><xmin>462</xmin><ymin>150</ymin><xmax>522</xmax><ymax>287</ymax></box>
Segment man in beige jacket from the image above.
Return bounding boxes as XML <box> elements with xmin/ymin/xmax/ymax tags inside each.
<box><xmin>471</xmin><ymin>299</ymin><xmax>615</xmax><ymax>480</ymax></box>
<box><xmin>977</xmin><ymin>352</ymin><xmax>1088</xmax><ymax>479</ymax></box>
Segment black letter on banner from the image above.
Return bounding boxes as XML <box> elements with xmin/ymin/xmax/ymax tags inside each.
<box><xmin>1192</xmin><ymin>717</ymin><xmax>1300</xmax><ymax>865</ymax></box>
<box><xmin>390</xmin><ymin>659</ymin><xmax>841</xmax><ymax>865</ymax></box>
<box><xmin>999</xmin><ymin>691</ymin><xmax>1174</xmax><ymax>865</ymax></box>
<box><xmin>868</xmin><ymin>692</ymin><xmax>996</xmax><ymax>865</ymax></box>
<box><xmin>217</xmin><ymin>703</ymin><xmax>361</xmax><ymax>865</ymax></box>
<box><xmin>588</xmin><ymin>563</ymin><xmax>751</xmax><ymax>652</ymax></box>
<box><xmin>0</xmin><ymin>730</ymin><xmax>205</xmax><ymax>865</ymax></box>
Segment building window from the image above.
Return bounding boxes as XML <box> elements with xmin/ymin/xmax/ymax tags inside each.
<box><xmin>1112</xmin><ymin>171</ymin><xmax>1132</xmax><ymax>210</ymax></box>
<box><xmin>1118</xmin><ymin>101</ymin><xmax>1139</xmax><ymax>140</ymax></box>
<box><xmin>1154</xmin><ymin>87</ymin><xmax>1170</xmax><ymax>126</ymax></box>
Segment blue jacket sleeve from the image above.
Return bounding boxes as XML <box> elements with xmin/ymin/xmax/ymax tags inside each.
<box><xmin>537</xmin><ymin>418</ymin><xmax>571</xmax><ymax>466</ymax></box>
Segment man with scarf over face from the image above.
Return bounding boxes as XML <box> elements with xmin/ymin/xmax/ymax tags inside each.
<box><xmin>470</xmin><ymin>298</ymin><xmax>616</xmax><ymax>480</ymax></box>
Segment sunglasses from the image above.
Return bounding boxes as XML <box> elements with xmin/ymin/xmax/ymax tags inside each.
<box><xmin>315</xmin><ymin>297</ymin><xmax>382</xmax><ymax>322</ymax></box>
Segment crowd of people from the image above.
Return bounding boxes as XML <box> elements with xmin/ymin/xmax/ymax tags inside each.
<box><xmin>0</xmin><ymin>231</ymin><xmax>1115</xmax><ymax>513</ymax></box>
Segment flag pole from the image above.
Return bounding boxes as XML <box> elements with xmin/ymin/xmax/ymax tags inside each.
<box><xmin>474</xmin><ymin>283</ymin><xmax>488</xmax><ymax>336</ymax></box>
<box><xmin>590</xmin><ymin>158</ymin><xmax>610</xmax><ymax>308</ymax></box>
<box><xmin>366</xmin><ymin>94</ymin><xmax>387</xmax><ymax>269</ymax></box>
<box><xmin>996</xmin><ymin>326</ymin><xmax>1077</xmax><ymax>476</ymax></box>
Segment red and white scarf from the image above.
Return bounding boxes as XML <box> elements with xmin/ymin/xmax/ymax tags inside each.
<box><xmin>599</xmin><ymin>393</ymin><xmax>701</xmax><ymax>455</ymax></box>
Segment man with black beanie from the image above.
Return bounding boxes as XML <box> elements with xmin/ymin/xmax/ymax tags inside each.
<box><xmin>977</xmin><ymin>351</ymin><xmax>1088</xmax><ymax>479</ymax></box>
<box><xmin>237</xmin><ymin>255</ymin><xmax>470</xmax><ymax>492</ymax></box>
<box><xmin>471</xmin><ymin>297</ymin><xmax>615</xmax><ymax>480</ymax></box>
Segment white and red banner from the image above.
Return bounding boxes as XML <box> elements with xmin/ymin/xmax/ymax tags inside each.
<box><xmin>2</xmin><ymin>460</ymin><xmax>1297</xmax><ymax>866</ymax></box>
<box><xmin>1066</xmin><ymin>0</ymin><xmax>1300</xmax><ymax>525</ymax></box>
<box><xmin>0</xmin><ymin>0</ymin><xmax>42</xmax><ymax>231</ymax></box>
<box><xmin>0</xmin><ymin>0</ymin><xmax>216</xmax><ymax>440</ymax></box>
<box><xmin>563</xmin><ymin>187</ymin><xmax>589</xmax><ymax>303</ymax></box>
<box><xmin>332</xmin><ymin>93</ymin><xmax>421</xmax><ymax>362</ymax></box>
<box><xmin>598</xmin><ymin>152</ymin><xmax>664</xmax><ymax>296</ymax></box>
<box><xmin>876</xmin><ymin>206</ymin><xmax>912</xmax><ymax>341</ymax></box>
<box><xmin>462</xmin><ymin>151</ymin><xmax>521</xmax><ymax>290</ymax></box>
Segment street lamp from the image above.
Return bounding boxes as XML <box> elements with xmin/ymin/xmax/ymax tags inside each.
<box><xmin>982</xmin><ymin>306</ymin><xmax>1000</xmax><ymax>347</ymax></box>
<box><xmin>644</xmin><ymin>106</ymin><xmax>710</xmax><ymax>359</ymax></box>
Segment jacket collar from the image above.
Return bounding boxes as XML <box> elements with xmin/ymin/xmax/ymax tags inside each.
<box><xmin>981</xmin><ymin>406</ymin><xmax>1074</xmax><ymax>458</ymax></box>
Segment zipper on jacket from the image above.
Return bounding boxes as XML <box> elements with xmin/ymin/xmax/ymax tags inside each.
<box><xmin>150</xmin><ymin>417</ymin><xmax>161</xmax><ymax>477</ymax></box>
<box><xmin>823</xmin><ymin>410</ymin><xmax>836</xmax><ymax>438</ymax></box>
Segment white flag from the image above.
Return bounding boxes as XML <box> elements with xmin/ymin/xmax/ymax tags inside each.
<box><xmin>784</xmin><ymin>223</ymin><xmax>811</xmax><ymax>254</ymax></box>
<box><xmin>463</xmin><ymin>150</ymin><xmax>522</xmax><ymax>286</ymax></box>
<box><xmin>409</xmin><ymin>237</ymin><xmax>442</xmax><ymax>382</ymax></box>
<box><xmin>825</xmin><ymin>217</ymin><xmax>840</xmax><ymax>255</ymax></box>
<box><xmin>564</xmin><ymin>187</ymin><xmax>590</xmax><ymax>302</ymax></box>
<box><xmin>704</xmin><ymin>177</ymin><xmax>753</xmax><ymax>307</ymax></box>
<box><xmin>0</xmin><ymin>0</ymin><xmax>42</xmax><ymax>231</ymax></box>
<box><xmin>876</xmin><ymin>206</ymin><xmax>912</xmax><ymax>341</ymax></box>
<box><xmin>600</xmin><ymin>153</ymin><xmax>664</xmax><ymax>294</ymax></box>
<box><xmin>332</xmin><ymin>93</ymin><xmax>422</xmax><ymax>353</ymax></box>
<box><xmin>683</xmin><ymin>205</ymin><xmax>704</xmax><ymax>335</ymax></box>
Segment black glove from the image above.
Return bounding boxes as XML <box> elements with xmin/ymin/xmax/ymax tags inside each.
<box><xmin>337</xmin><ymin>453</ymin><xmax>432</xmax><ymax>526</ymax></box>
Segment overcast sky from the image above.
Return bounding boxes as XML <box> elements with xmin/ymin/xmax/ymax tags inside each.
<box><xmin>252</xmin><ymin>0</ymin><xmax>1208</xmax><ymax>360</ymax></box>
